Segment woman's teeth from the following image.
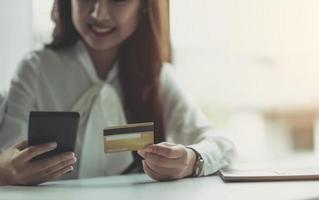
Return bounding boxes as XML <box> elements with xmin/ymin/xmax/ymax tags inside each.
<box><xmin>91</xmin><ymin>26</ymin><xmax>114</xmax><ymax>34</ymax></box>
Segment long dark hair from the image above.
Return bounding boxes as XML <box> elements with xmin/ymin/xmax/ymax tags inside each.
<box><xmin>48</xmin><ymin>0</ymin><xmax>171</xmax><ymax>143</ymax></box>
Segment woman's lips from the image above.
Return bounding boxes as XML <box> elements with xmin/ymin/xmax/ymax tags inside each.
<box><xmin>90</xmin><ymin>25</ymin><xmax>116</xmax><ymax>37</ymax></box>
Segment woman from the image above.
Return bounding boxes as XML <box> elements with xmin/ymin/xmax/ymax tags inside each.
<box><xmin>0</xmin><ymin>0</ymin><xmax>235</xmax><ymax>185</ymax></box>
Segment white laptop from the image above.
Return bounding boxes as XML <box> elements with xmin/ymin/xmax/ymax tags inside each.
<box><xmin>219</xmin><ymin>158</ymin><xmax>319</xmax><ymax>182</ymax></box>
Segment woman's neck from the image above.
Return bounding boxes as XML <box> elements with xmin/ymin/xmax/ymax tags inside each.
<box><xmin>87</xmin><ymin>46</ymin><xmax>119</xmax><ymax>80</ymax></box>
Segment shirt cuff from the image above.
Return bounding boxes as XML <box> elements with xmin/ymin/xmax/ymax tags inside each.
<box><xmin>187</xmin><ymin>138</ymin><xmax>236</xmax><ymax>176</ymax></box>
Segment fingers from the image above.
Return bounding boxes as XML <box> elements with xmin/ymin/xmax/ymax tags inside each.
<box><xmin>19</xmin><ymin>142</ymin><xmax>57</xmax><ymax>162</ymax></box>
<box><xmin>11</xmin><ymin>140</ymin><xmax>28</xmax><ymax>150</ymax></box>
<box><xmin>25</xmin><ymin>165</ymin><xmax>74</xmax><ymax>186</ymax></box>
<box><xmin>142</xmin><ymin>160</ymin><xmax>170</xmax><ymax>181</ymax></box>
<box><xmin>138</xmin><ymin>151</ymin><xmax>182</xmax><ymax>168</ymax></box>
<box><xmin>11</xmin><ymin>152</ymin><xmax>76</xmax><ymax>186</ymax></box>
<box><xmin>145</xmin><ymin>160</ymin><xmax>181</xmax><ymax>179</ymax></box>
<box><xmin>40</xmin><ymin>157</ymin><xmax>76</xmax><ymax>177</ymax></box>
<box><xmin>139</xmin><ymin>143</ymin><xmax>192</xmax><ymax>181</ymax></box>
<box><xmin>42</xmin><ymin>165</ymin><xmax>74</xmax><ymax>182</ymax></box>
<box><xmin>30</xmin><ymin>152</ymin><xmax>76</xmax><ymax>174</ymax></box>
<box><xmin>142</xmin><ymin>143</ymin><xmax>185</xmax><ymax>159</ymax></box>
<box><xmin>44</xmin><ymin>165</ymin><xmax>74</xmax><ymax>181</ymax></box>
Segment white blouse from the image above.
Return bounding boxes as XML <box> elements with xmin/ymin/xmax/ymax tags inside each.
<box><xmin>0</xmin><ymin>41</ymin><xmax>235</xmax><ymax>179</ymax></box>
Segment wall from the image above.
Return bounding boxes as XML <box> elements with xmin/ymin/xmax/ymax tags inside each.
<box><xmin>0</xmin><ymin>0</ymin><xmax>33</xmax><ymax>91</ymax></box>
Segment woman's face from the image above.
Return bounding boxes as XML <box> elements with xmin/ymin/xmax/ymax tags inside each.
<box><xmin>71</xmin><ymin>0</ymin><xmax>142</xmax><ymax>51</ymax></box>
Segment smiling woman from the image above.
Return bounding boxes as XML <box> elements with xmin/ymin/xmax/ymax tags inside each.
<box><xmin>0</xmin><ymin>0</ymin><xmax>235</xmax><ymax>185</ymax></box>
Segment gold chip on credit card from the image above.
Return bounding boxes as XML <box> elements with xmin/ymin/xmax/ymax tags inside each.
<box><xmin>104</xmin><ymin>122</ymin><xmax>154</xmax><ymax>153</ymax></box>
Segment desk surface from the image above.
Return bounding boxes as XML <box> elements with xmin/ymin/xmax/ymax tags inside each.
<box><xmin>1</xmin><ymin>174</ymin><xmax>319</xmax><ymax>200</ymax></box>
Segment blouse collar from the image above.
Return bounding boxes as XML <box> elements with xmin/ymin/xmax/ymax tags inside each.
<box><xmin>73</xmin><ymin>40</ymin><xmax>119</xmax><ymax>84</ymax></box>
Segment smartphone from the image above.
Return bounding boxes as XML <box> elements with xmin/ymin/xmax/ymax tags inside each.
<box><xmin>28</xmin><ymin>111</ymin><xmax>80</xmax><ymax>161</ymax></box>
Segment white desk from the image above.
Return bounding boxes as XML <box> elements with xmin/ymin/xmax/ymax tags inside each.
<box><xmin>1</xmin><ymin>174</ymin><xmax>319</xmax><ymax>200</ymax></box>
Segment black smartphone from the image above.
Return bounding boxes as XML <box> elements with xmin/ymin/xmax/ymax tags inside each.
<box><xmin>28</xmin><ymin>111</ymin><xmax>80</xmax><ymax>161</ymax></box>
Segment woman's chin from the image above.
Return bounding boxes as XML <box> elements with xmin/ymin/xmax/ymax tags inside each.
<box><xmin>84</xmin><ymin>39</ymin><xmax>119</xmax><ymax>52</ymax></box>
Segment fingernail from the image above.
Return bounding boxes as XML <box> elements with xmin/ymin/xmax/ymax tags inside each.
<box><xmin>142</xmin><ymin>146</ymin><xmax>150</xmax><ymax>152</ymax></box>
<box><xmin>144</xmin><ymin>148</ymin><xmax>152</xmax><ymax>153</ymax></box>
<box><xmin>72</xmin><ymin>159</ymin><xmax>76</xmax><ymax>164</ymax></box>
<box><xmin>70</xmin><ymin>157</ymin><xmax>77</xmax><ymax>163</ymax></box>
<box><xmin>67</xmin><ymin>153</ymin><xmax>75</xmax><ymax>159</ymax></box>
<box><xmin>143</xmin><ymin>144</ymin><xmax>152</xmax><ymax>150</ymax></box>
<box><xmin>138</xmin><ymin>150</ymin><xmax>145</xmax><ymax>157</ymax></box>
<box><xmin>69</xmin><ymin>157</ymin><xmax>77</xmax><ymax>164</ymax></box>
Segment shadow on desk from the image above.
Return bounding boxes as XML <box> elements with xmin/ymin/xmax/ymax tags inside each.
<box><xmin>42</xmin><ymin>175</ymin><xmax>159</xmax><ymax>189</ymax></box>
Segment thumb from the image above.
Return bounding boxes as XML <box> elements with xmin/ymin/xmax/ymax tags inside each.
<box><xmin>159</xmin><ymin>142</ymin><xmax>176</xmax><ymax>147</ymax></box>
<box><xmin>11</xmin><ymin>140</ymin><xmax>28</xmax><ymax>151</ymax></box>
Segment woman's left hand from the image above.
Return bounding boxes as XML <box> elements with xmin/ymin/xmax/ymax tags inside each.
<box><xmin>137</xmin><ymin>142</ymin><xmax>197</xmax><ymax>181</ymax></box>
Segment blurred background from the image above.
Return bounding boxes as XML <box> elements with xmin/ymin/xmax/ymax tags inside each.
<box><xmin>1</xmin><ymin>0</ymin><xmax>319</xmax><ymax>162</ymax></box>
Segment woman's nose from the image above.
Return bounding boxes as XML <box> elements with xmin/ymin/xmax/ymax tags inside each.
<box><xmin>91</xmin><ymin>0</ymin><xmax>111</xmax><ymax>22</ymax></box>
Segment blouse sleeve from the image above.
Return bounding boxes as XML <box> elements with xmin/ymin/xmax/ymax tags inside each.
<box><xmin>0</xmin><ymin>53</ymin><xmax>39</xmax><ymax>150</ymax></box>
<box><xmin>0</xmin><ymin>90</ymin><xmax>7</xmax><ymax>126</ymax></box>
<box><xmin>160</xmin><ymin>64</ymin><xmax>236</xmax><ymax>176</ymax></box>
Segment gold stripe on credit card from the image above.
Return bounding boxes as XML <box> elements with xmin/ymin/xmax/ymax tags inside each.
<box><xmin>104</xmin><ymin>122</ymin><xmax>154</xmax><ymax>153</ymax></box>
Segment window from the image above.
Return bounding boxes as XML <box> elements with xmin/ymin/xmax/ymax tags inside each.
<box><xmin>0</xmin><ymin>0</ymin><xmax>53</xmax><ymax>91</ymax></box>
<box><xmin>32</xmin><ymin>0</ymin><xmax>54</xmax><ymax>48</ymax></box>
<box><xmin>0</xmin><ymin>0</ymin><xmax>32</xmax><ymax>91</ymax></box>
<box><xmin>171</xmin><ymin>0</ymin><xmax>319</xmax><ymax>159</ymax></box>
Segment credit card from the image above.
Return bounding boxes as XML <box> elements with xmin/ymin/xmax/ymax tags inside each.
<box><xmin>104</xmin><ymin>122</ymin><xmax>154</xmax><ymax>153</ymax></box>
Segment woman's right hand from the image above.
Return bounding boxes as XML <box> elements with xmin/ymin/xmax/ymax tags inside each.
<box><xmin>0</xmin><ymin>140</ymin><xmax>77</xmax><ymax>186</ymax></box>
